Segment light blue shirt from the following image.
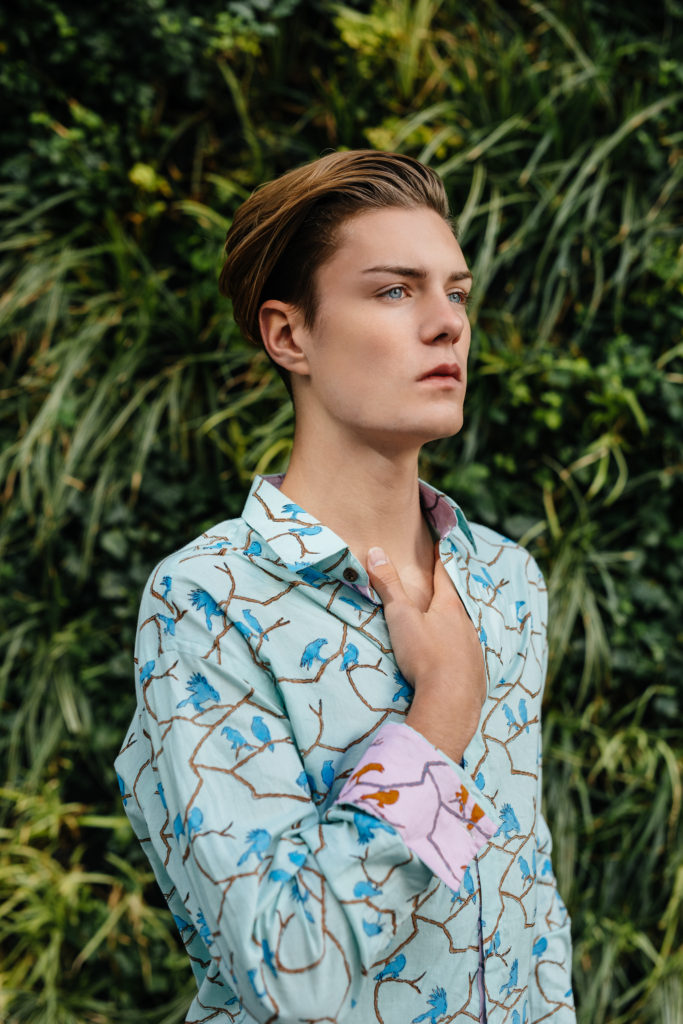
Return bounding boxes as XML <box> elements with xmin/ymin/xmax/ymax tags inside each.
<box><xmin>116</xmin><ymin>474</ymin><xmax>574</xmax><ymax>1023</ymax></box>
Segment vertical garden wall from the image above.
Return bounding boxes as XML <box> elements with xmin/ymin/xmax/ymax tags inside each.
<box><xmin>1</xmin><ymin>1</ymin><xmax>681</xmax><ymax>1021</ymax></box>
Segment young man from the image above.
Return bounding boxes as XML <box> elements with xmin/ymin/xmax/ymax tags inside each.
<box><xmin>116</xmin><ymin>151</ymin><xmax>575</xmax><ymax>1023</ymax></box>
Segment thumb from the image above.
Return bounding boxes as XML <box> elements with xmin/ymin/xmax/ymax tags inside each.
<box><xmin>366</xmin><ymin>546</ymin><xmax>411</xmax><ymax>616</ymax></box>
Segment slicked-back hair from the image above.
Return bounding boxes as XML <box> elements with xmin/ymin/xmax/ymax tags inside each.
<box><xmin>218</xmin><ymin>151</ymin><xmax>451</xmax><ymax>389</ymax></box>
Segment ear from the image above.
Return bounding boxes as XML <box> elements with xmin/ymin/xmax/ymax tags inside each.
<box><xmin>258</xmin><ymin>300</ymin><xmax>310</xmax><ymax>378</ymax></box>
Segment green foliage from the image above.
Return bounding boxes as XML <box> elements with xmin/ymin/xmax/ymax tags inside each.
<box><xmin>1</xmin><ymin>0</ymin><xmax>681</xmax><ymax>1020</ymax></box>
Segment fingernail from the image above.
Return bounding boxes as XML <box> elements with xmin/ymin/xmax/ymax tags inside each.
<box><xmin>367</xmin><ymin>546</ymin><xmax>388</xmax><ymax>568</ymax></box>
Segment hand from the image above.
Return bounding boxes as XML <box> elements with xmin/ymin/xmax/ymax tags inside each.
<box><xmin>367</xmin><ymin>545</ymin><xmax>486</xmax><ymax>763</ymax></box>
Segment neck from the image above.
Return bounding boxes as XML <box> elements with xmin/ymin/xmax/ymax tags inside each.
<box><xmin>280</xmin><ymin>423</ymin><xmax>436</xmax><ymax>608</ymax></box>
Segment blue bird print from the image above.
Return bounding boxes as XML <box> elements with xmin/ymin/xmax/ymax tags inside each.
<box><xmin>515</xmin><ymin>600</ymin><xmax>527</xmax><ymax>623</ymax></box>
<box><xmin>281</xmin><ymin>502</ymin><xmax>306</xmax><ymax>520</ymax></box>
<box><xmin>189</xmin><ymin>588</ymin><xmax>224</xmax><ymax>631</ymax></box>
<box><xmin>499</xmin><ymin>958</ymin><xmax>519</xmax><ymax>997</ymax></box>
<box><xmin>160</xmin><ymin>575</ymin><xmax>172</xmax><ymax>599</ymax></box>
<box><xmin>479</xmin><ymin>625</ymin><xmax>488</xmax><ymax>646</ymax></box>
<box><xmin>221</xmin><ymin>725</ymin><xmax>254</xmax><ymax>754</ymax></box>
<box><xmin>251</xmin><ymin>715</ymin><xmax>274</xmax><ymax>751</ymax></box>
<box><xmin>196</xmin><ymin>909</ymin><xmax>213</xmax><ymax>946</ymax></box>
<box><xmin>173</xmin><ymin>913</ymin><xmax>191</xmax><ymax>932</ymax></box>
<box><xmin>362</xmin><ymin>915</ymin><xmax>383</xmax><ymax>936</ymax></box>
<box><xmin>173</xmin><ymin>812</ymin><xmax>184</xmax><ymax>842</ymax></box>
<box><xmin>494</xmin><ymin>803</ymin><xmax>521</xmax><ymax>840</ymax></box>
<box><xmin>340</xmin><ymin>642</ymin><xmax>359</xmax><ymax>671</ymax></box>
<box><xmin>485</xmin><ymin>930</ymin><xmax>500</xmax><ymax>957</ymax></box>
<box><xmin>235</xmin><ymin>621</ymin><xmax>252</xmax><ymax>640</ymax></box>
<box><xmin>138</xmin><ymin>659</ymin><xmax>155</xmax><ymax>684</ymax></box>
<box><xmin>243</xmin><ymin>608</ymin><xmax>268</xmax><ymax>640</ymax></box>
<box><xmin>512</xmin><ymin>1001</ymin><xmax>528</xmax><ymax>1024</ymax></box>
<box><xmin>340</xmin><ymin>594</ymin><xmax>363</xmax><ymax>613</ymax></box>
<box><xmin>503</xmin><ymin>703</ymin><xmax>517</xmax><ymax>731</ymax></box>
<box><xmin>392</xmin><ymin>668</ymin><xmax>413</xmax><ymax>703</ymax></box>
<box><xmin>541</xmin><ymin>857</ymin><xmax>552</xmax><ymax>876</ymax></box>
<box><xmin>374</xmin><ymin>953</ymin><xmax>406</xmax><ymax>981</ymax></box>
<box><xmin>354</xmin><ymin>879</ymin><xmax>382</xmax><ymax>898</ymax></box>
<box><xmin>321</xmin><ymin>760</ymin><xmax>335</xmax><ymax>790</ymax></box>
<box><xmin>290</xmin><ymin>523</ymin><xmax>323</xmax><ymax>536</ymax></box>
<box><xmin>155</xmin><ymin>781</ymin><xmax>167</xmax><ymax>809</ymax></box>
<box><xmin>453</xmin><ymin>865</ymin><xmax>476</xmax><ymax>904</ymax></box>
<box><xmin>297</xmin><ymin>565</ymin><xmax>330</xmax><ymax>587</ymax></box>
<box><xmin>247</xmin><ymin>968</ymin><xmax>266</xmax><ymax>999</ymax></box>
<box><xmin>353</xmin><ymin>811</ymin><xmax>396</xmax><ymax>845</ymax></box>
<box><xmin>532</xmin><ymin>936</ymin><xmax>547</xmax><ymax>958</ymax></box>
<box><xmin>261</xmin><ymin>938</ymin><xmax>277</xmax><ymax>977</ymax></box>
<box><xmin>456</xmin><ymin>507</ymin><xmax>475</xmax><ymax>547</ymax></box>
<box><xmin>475</xmin><ymin>771</ymin><xmax>485</xmax><ymax>790</ymax></box>
<box><xmin>300</xmin><ymin>637</ymin><xmax>328</xmax><ymax>669</ymax></box>
<box><xmin>295</xmin><ymin>770</ymin><xmax>316</xmax><ymax>794</ymax></box>
<box><xmin>519</xmin><ymin>856</ymin><xmax>532</xmax><ymax>883</ymax></box>
<box><xmin>472</xmin><ymin>566</ymin><xmax>495</xmax><ymax>590</ymax></box>
<box><xmin>176</xmin><ymin>672</ymin><xmax>219</xmax><ymax>712</ymax></box>
<box><xmin>117</xmin><ymin>772</ymin><xmax>127</xmax><ymax>806</ymax></box>
<box><xmin>519</xmin><ymin>698</ymin><xmax>529</xmax><ymax>733</ymax></box>
<box><xmin>412</xmin><ymin>986</ymin><xmax>448</xmax><ymax>1023</ymax></box>
<box><xmin>187</xmin><ymin>806</ymin><xmax>203</xmax><ymax>837</ymax></box>
<box><xmin>463</xmin><ymin>865</ymin><xmax>476</xmax><ymax>902</ymax></box>
<box><xmin>268</xmin><ymin>867</ymin><xmax>293</xmax><ymax>882</ymax></box>
<box><xmin>288</xmin><ymin>851</ymin><xmax>306</xmax><ymax>868</ymax></box>
<box><xmin>290</xmin><ymin>878</ymin><xmax>314</xmax><ymax>922</ymax></box>
<box><xmin>244</xmin><ymin>540</ymin><xmax>262</xmax><ymax>557</ymax></box>
<box><xmin>202</xmin><ymin>540</ymin><xmax>228</xmax><ymax>551</ymax></box>
<box><xmin>157</xmin><ymin>613</ymin><xmax>175</xmax><ymax>636</ymax></box>
<box><xmin>238</xmin><ymin>828</ymin><xmax>271</xmax><ymax>866</ymax></box>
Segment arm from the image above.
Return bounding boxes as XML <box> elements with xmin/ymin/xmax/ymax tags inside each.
<box><xmin>117</xmin><ymin>563</ymin><xmax>496</xmax><ymax>1023</ymax></box>
<box><xmin>526</xmin><ymin>573</ymin><xmax>576</xmax><ymax>1022</ymax></box>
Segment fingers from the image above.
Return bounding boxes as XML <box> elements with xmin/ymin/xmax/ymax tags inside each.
<box><xmin>366</xmin><ymin>546</ymin><xmax>418</xmax><ymax>653</ymax></box>
<box><xmin>366</xmin><ymin>547</ymin><xmax>407</xmax><ymax>608</ymax></box>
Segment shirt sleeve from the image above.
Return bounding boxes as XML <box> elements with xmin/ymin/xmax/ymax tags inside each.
<box><xmin>337</xmin><ymin>721</ymin><xmax>497</xmax><ymax>890</ymax></box>
<box><xmin>525</xmin><ymin>575</ymin><xmax>576</xmax><ymax>1022</ymax></box>
<box><xmin>115</xmin><ymin>566</ymin><xmax>492</xmax><ymax>1023</ymax></box>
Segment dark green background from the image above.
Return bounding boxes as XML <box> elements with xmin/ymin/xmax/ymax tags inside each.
<box><xmin>1</xmin><ymin>2</ymin><xmax>681</xmax><ymax>1021</ymax></box>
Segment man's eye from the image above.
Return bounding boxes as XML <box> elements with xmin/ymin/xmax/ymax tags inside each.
<box><xmin>449</xmin><ymin>290</ymin><xmax>469</xmax><ymax>304</ymax></box>
<box><xmin>383</xmin><ymin>286</ymin><xmax>406</xmax><ymax>300</ymax></box>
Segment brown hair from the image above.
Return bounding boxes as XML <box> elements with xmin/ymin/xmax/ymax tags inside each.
<box><xmin>218</xmin><ymin>150</ymin><xmax>451</xmax><ymax>366</ymax></box>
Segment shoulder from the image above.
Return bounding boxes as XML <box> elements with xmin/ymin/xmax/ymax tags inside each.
<box><xmin>135</xmin><ymin>512</ymin><xmax>259</xmax><ymax>654</ymax></box>
<box><xmin>464</xmin><ymin>520</ymin><xmax>548</xmax><ymax>620</ymax></box>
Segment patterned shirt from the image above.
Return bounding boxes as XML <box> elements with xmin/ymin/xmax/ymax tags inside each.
<box><xmin>115</xmin><ymin>474</ymin><xmax>575</xmax><ymax>1024</ymax></box>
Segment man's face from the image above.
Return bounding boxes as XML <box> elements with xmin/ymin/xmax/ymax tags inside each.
<box><xmin>291</xmin><ymin>205</ymin><xmax>472</xmax><ymax>454</ymax></box>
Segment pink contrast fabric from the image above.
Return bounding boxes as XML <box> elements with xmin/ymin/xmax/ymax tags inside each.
<box><xmin>337</xmin><ymin>721</ymin><xmax>496</xmax><ymax>892</ymax></box>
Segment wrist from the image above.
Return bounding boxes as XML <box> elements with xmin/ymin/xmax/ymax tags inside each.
<box><xmin>405</xmin><ymin>697</ymin><xmax>479</xmax><ymax>765</ymax></box>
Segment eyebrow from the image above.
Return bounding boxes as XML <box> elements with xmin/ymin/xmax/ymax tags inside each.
<box><xmin>361</xmin><ymin>265</ymin><xmax>473</xmax><ymax>283</ymax></box>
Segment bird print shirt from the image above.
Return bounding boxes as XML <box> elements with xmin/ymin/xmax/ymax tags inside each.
<box><xmin>115</xmin><ymin>474</ymin><xmax>575</xmax><ymax>1024</ymax></box>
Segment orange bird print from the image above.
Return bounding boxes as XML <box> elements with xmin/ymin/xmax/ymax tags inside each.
<box><xmin>350</xmin><ymin>762</ymin><xmax>384</xmax><ymax>784</ymax></box>
<box><xmin>361</xmin><ymin>789</ymin><xmax>399</xmax><ymax>808</ymax></box>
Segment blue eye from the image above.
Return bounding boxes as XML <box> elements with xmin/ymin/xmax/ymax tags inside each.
<box><xmin>449</xmin><ymin>290</ymin><xmax>468</xmax><ymax>304</ymax></box>
<box><xmin>383</xmin><ymin>286</ymin><xmax>406</xmax><ymax>300</ymax></box>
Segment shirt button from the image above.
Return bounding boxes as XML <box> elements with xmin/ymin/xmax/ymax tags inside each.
<box><xmin>343</xmin><ymin>567</ymin><xmax>359</xmax><ymax>583</ymax></box>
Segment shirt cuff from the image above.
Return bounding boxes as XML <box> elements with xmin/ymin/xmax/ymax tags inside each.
<box><xmin>336</xmin><ymin>721</ymin><xmax>496</xmax><ymax>892</ymax></box>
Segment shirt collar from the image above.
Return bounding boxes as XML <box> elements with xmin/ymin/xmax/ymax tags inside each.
<box><xmin>241</xmin><ymin>474</ymin><xmax>476</xmax><ymax>601</ymax></box>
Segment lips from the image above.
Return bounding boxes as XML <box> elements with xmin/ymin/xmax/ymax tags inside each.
<box><xmin>419</xmin><ymin>363</ymin><xmax>462</xmax><ymax>381</ymax></box>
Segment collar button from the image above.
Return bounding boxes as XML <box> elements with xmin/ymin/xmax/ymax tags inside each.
<box><xmin>343</xmin><ymin>567</ymin><xmax>359</xmax><ymax>583</ymax></box>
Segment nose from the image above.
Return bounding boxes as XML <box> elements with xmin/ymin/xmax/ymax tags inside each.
<box><xmin>420</xmin><ymin>291</ymin><xmax>467</xmax><ymax>345</ymax></box>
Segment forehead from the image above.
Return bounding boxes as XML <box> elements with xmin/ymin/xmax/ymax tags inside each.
<box><xmin>325</xmin><ymin>206</ymin><xmax>467</xmax><ymax>274</ymax></box>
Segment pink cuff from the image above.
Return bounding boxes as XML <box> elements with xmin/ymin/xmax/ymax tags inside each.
<box><xmin>337</xmin><ymin>722</ymin><xmax>496</xmax><ymax>892</ymax></box>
